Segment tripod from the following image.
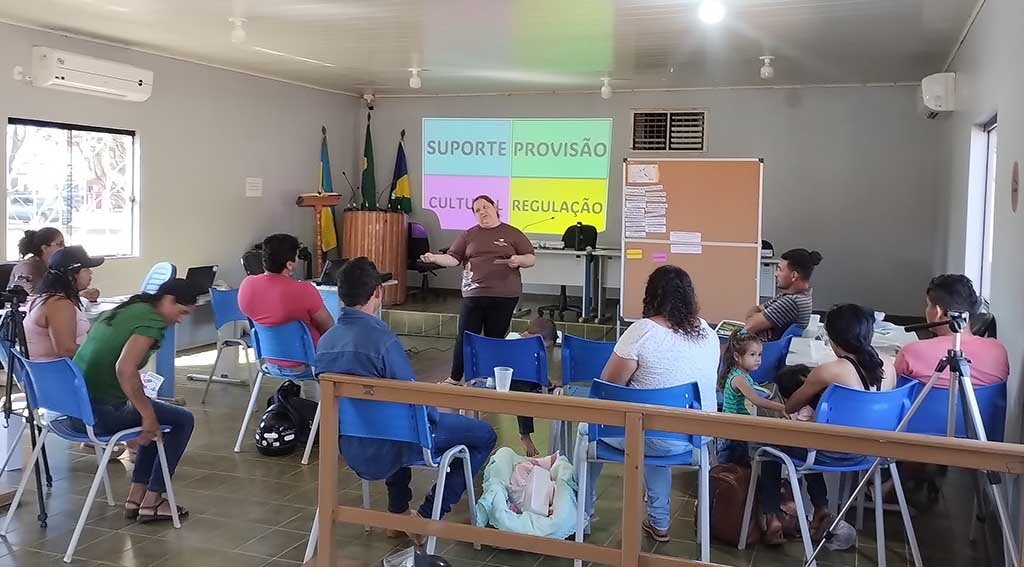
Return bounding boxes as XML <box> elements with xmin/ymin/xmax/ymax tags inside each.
<box><xmin>1</xmin><ymin>290</ymin><xmax>54</xmax><ymax>528</ymax></box>
<box><xmin>804</xmin><ymin>311</ymin><xmax>1018</xmax><ymax>567</ymax></box>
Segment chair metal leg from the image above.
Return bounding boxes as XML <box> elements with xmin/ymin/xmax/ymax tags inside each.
<box><xmin>40</xmin><ymin>438</ymin><xmax>53</xmax><ymax>488</ymax></box>
<box><xmin>573</xmin><ymin>455</ymin><xmax>589</xmax><ymax>567</ymax></box>
<box><xmin>873</xmin><ymin>467</ymin><xmax>886</xmax><ymax>567</ymax></box>
<box><xmin>301</xmin><ymin>400</ymin><xmax>321</xmax><ymax>465</ymax></box>
<box><xmin>65</xmin><ymin>441</ymin><xmax>121</xmax><ymax>563</ymax></box>
<box><xmin>305</xmin><ymin>509</ymin><xmax>319</xmax><ymax>562</ymax></box>
<box><xmin>234</xmin><ymin>371</ymin><xmax>264</xmax><ymax>453</ymax></box>
<box><xmin>429</xmin><ymin>450</ymin><xmax>463</xmax><ymax>555</ymax></box>
<box><xmin>156</xmin><ymin>439</ymin><xmax>182</xmax><ymax>529</ymax></box>
<box><xmin>855</xmin><ymin>470</ymin><xmax>866</xmax><ymax>529</ymax></box>
<box><xmin>889</xmin><ymin>463</ymin><xmax>921</xmax><ymax>567</ymax></box>
<box><xmin>460</xmin><ymin>447</ymin><xmax>481</xmax><ymax>550</ymax></box>
<box><xmin>94</xmin><ymin>445</ymin><xmax>114</xmax><ymax>506</ymax></box>
<box><xmin>0</xmin><ymin>418</ymin><xmax>27</xmax><ymax>478</ymax></box>
<box><xmin>783</xmin><ymin>462</ymin><xmax>815</xmax><ymax>567</ymax></box>
<box><xmin>738</xmin><ymin>458</ymin><xmax>760</xmax><ymax>550</ymax></box>
<box><xmin>200</xmin><ymin>345</ymin><xmax>226</xmax><ymax>405</ymax></box>
<box><xmin>243</xmin><ymin>346</ymin><xmax>255</xmax><ymax>383</ymax></box>
<box><xmin>1</xmin><ymin>429</ymin><xmax>47</xmax><ymax>535</ymax></box>
<box><xmin>362</xmin><ymin>480</ymin><xmax>371</xmax><ymax>533</ymax></box>
<box><xmin>698</xmin><ymin>444</ymin><xmax>710</xmax><ymax>563</ymax></box>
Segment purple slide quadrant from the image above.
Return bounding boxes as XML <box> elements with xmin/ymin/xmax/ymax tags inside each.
<box><xmin>422</xmin><ymin>174</ymin><xmax>511</xmax><ymax>230</ymax></box>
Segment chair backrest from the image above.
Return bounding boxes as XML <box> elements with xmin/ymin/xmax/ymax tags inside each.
<box><xmin>749</xmin><ymin>324</ymin><xmax>803</xmax><ymax>384</ymax></box>
<box><xmin>338</xmin><ymin>382</ymin><xmax>433</xmax><ymax>451</ymax></box>
<box><xmin>408</xmin><ymin>222</ymin><xmax>431</xmax><ymax>264</ymax></box>
<box><xmin>319</xmin><ymin>289</ymin><xmax>341</xmax><ymax>320</ymax></box>
<box><xmin>241</xmin><ymin>250</ymin><xmax>264</xmax><ymax>276</ymax></box>
<box><xmin>814</xmin><ymin>382</ymin><xmax>917</xmax><ymax>432</ymax></box>
<box><xmin>588</xmin><ymin>379</ymin><xmax>701</xmax><ymax>444</ymax></box>
<box><xmin>561</xmin><ymin>223</ymin><xmax>597</xmax><ymax>251</ymax></box>
<box><xmin>209</xmin><ymin>288</ymin><xmax>248</xmax><ymax>331</ymax></box>
<box><xmin>140</xmin><ymin>262</ymin><xmax>176</xmax><ymax>294</ymax></box>
<box><xmin>250</xmin><ymin>321</ymin><xmax>317</xmax><ymax>366</ymax></box>
<box><xmin>462</xmin><ymin>332</ymin><xmax>548</xmax><ymax>387</ymax></box>
<box><xmin>970</xmin><ymin>312</ymin><xmax>997</xmax><ymax>339</ymax></box>
<box><xmin>896</xmin><ymin>375</ymin><xmax>1007</xmax><ymax>442</ymax></box>
<box><xmin>11</xmin><ymin>352</ymin><xmax>95</xmax><ymax>426</ymax></box>
<box><xmin>561</xmin><ymin>334</ymin><xmax>614</xmax><ymax>386</ymax></box>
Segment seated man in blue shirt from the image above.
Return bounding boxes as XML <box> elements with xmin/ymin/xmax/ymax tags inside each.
<box><xmin>315</xmin><ymin>257</ymin><xmax>497</xmax><ymax>540</ymax></box>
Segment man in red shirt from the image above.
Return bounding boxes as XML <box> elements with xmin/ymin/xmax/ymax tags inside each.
<box><xmin>238</xmin><ymin>234</ymin><xmax>334</xmax><ymax>364</ymax></box>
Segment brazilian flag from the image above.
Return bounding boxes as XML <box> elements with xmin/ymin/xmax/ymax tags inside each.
<box><xmin>388</xmin><ymin>130</ymin><xmax>412</xmax><ymax>214</ymax></box>
<box><xmin>360</xmin><ymin>112</ymin><xmax>377</xmax><ymax>210</ymax></box>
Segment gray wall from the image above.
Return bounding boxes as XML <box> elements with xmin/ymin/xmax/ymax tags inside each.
<box><xmin>0</xmin><ymin>23</ymin><xmax>359</xmax><ymax>294</ymax></box>
<box><xmin>939</xmin><ymin>0</ymin><xmax>1024</xmax><ymax>443</ymax></box>
<box><xmin>365</xmin><ymin>86</ymin><xmax>943</xmax><ymax>314</ymax></box>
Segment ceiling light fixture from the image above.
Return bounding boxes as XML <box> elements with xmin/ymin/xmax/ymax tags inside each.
<box><xmin>409</xmin><ymin>68</ymin><xmax>422</xmax><ymax>89</ymax></box>
<box><xmin>600</xmin><ymin>77</ymin><xmax>612</xmax><ymax>99</ymax></box>
<box><xmin>759</xmin><ymin>55</ymin><xmax>775</xmax><ymax>80</ymax></box>
<box><xmin>698</xmin><ymin>0</ymin><xmax>726</xmax><ymax>24</ymax></box>
<box><xmin>229</xmin><ymin>17</ymin><xmax>247</xmax><ymax>44</ymax></box>
<box><xmin>250</xmin><ymin>46</ymin><xmax>335</xmax><ymax>67</ymax></box>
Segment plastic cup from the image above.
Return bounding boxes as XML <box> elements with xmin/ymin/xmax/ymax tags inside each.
<box><xmin>494</xmin><ymin>367</ymin><xmax>513</xmax><ymax>392</ymax></box>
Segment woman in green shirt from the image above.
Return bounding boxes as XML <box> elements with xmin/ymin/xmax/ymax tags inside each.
<box><xmin>73</xmin><ymin>278</ymin><xmax>200</xmax><ymax>523</ymax></box>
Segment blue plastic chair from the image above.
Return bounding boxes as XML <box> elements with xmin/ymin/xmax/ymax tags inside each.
<box><xmin>1</xmin><ymin>353</ymin><xmax>181</xmax><ymax>562</ymax></box>
<box><xmin>557</xmin><ymin>334</ymin><xmax>615</xmax><ymax>456</ymax></box>
<box><xmin>462</xmin><ymin>332</ymin><xmax>548</xmax><ymax>387</ymax></box>
<box><xmin>301</xmin><ymin>380</ymin><xmax>478</xmax><ymax>560</ymax></box>
<box><xmin>140</xmin><ymin>261</ymin><xmax>175</xmax><ymax>294</ymax></box>
<box><xmin>0</xmin><ymin>317</ymin><xmax>51</xmax><ymax>485</ymax></box>
<box><xmin>750</xmin><ymin>324</ymin><xmax>803</xmax><ymax>384</ymax></box>
<box><xmin>233</xmin><ymin>321</ymin><xmax>321</xmax><ymax>465</ymax></box>
<box><xmin>896</xmin><ymin>375</ymin><xmax>1006</xmax><ymax>442</ymax></box>
<box><xmin>139</xmin><ymin>262</ymin><xmax>177</xmax><ymax>397</ymax></box>
<box><xmin>739</xmin><ymin>383</ymin><xmax>922</xmax><ymax>567</ymax></box>
<box><xmin>573</xmin><ymin>380</ymin><xmax>710</xmax><ymax>565</ymax></box>
<box><xmin>199</xmin><ymin>288</ymin><xmax>255</xmax><ymax>404</ymax></box>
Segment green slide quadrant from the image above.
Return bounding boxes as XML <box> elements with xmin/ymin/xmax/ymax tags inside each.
<box><xmin>510</xmin><ymin>119</ymin><xmax>612</xmax><ymax>179</ymax></box>
<box><xmin>508</xmin><ymin>177</ymin><xmax>608</xmax><ymax>232</ymax></box>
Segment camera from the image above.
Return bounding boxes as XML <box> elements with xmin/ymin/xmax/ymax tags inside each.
<box><xmin>0</xmin><ymin>285</ymin><xmax>29</xmax><ymax>309</ymax></box>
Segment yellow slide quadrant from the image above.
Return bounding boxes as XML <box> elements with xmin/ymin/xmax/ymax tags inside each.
<box><xmin>508</xmin><ymin>177</ymin><xmax>608</xmax><ymax>233</ymax></box>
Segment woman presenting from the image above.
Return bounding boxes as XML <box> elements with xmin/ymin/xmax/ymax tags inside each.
<box><xmin>421</xmin><ymin>195</ymin><xmax>535</xmax><ymax>385</ymax></box>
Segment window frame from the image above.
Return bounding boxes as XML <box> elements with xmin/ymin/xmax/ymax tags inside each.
<box><xmin>6</xmin><ymin>117</ymin><xmax>140</xmax><ymax>259</ymax></box>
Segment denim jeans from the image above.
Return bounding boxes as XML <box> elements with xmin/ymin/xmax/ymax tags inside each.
<box><xmin>585</xmin><ymin>438</ymin><xmax>691</xmax><ymax>530</ymax></box>
<box><xmin>80</xmin><ymin>400</ymin><xmax>195</xmax><ymax>493</ymax></box>
<box><xmin>385</xmin><ymin>412</ymin><xmax>497</xmax><ymax>518</ymax></box>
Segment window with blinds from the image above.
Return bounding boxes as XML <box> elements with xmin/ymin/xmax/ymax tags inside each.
<box><xmin>631</xmin><ymin>110</ymin><xmax>707</xmax><ymax>152</ymax></box>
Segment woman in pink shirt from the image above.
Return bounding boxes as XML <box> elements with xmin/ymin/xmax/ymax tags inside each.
<box><xmin>895</xmin><ymin>275</ymin><xmax>1008</xmax><ymax>388</ymax></box>
<box><xmin>24</xmin><ymin>246</ymin><xmax>104</xmax><ymax>360</ymax></box>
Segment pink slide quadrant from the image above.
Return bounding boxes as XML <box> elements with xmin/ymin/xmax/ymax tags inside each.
<box><xmin>422</xmin><ymin>175</ymin><xmax>511</xmax><ymax>230</ymax></box>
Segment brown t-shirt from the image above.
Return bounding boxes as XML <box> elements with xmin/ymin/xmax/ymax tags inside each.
<box><xmin>8</xmin><ymin>257</ymin><xmax>45</xmax><ymax>295</ymax></box>
<box><xmin>448</xmin><ymin>223</ymin><xmax>534</xmax><ymax>298</ymax></box>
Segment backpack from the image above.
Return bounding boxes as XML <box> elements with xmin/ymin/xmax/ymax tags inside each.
<box><xmin>255</xmin><ymin>381</ymin><xmax>318</xmax><ymax>454</ymax></box>
<box><xmin>708</xmin><ymin>463</ymin><xmax>761</xmax><ymax>546</ymax></box>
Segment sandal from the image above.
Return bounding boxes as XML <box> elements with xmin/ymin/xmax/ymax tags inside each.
<box><xmin>137</xmin><ymin>498</ymin><xmax>189</xmax><ymax>524</ymax></box>
<box><xmin>441</xmin><ymin>377</ymin><xmax>463</xmax><ymax>386</ymax></box>
<box><xmin>124</xmin><ymin>499</ymin><xmax>142</xmax><ymax>520</ymax></box>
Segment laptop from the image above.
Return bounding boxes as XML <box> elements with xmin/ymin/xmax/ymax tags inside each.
<box><xmin>185</xmin><ymin>265</ymin><xmax>218</xmax><ymax>295</ymax></box>
<box><xmin>317</xmin><ymin>258</ymin><xmax>348</xmax><ymax>287</ymax></box>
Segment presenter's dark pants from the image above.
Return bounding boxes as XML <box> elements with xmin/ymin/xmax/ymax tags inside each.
<box><xmin>450</xmin><ymin>295</ymin><xmax>520</xmax><ymax>381</ymax></box>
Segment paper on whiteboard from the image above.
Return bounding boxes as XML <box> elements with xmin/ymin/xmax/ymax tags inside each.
<box><xmin>667</xmin><ymin>230</ymin><xmax>700</xmax><ymax>241</ymax></box>
<box><xmin>625</xmin><ymin>232</ymin><xmax>647</xmax><ymax>239</ymax></box>
<box><xmin>627</xmin><ymin>164</ymin><xmax>659</xmax><ymax>183</ymax></box>
<box><xmin>245</xmin><ymin>177</ymin><xmax>263</xmax><ymax>198</ymax></box>
<box><xmin>141</xmin><ymin>372</ymin><xmax>165</xmax><ymax>399</ymax></box>
<box><xmin>671</xmin><ymin>244</ymin><xmax>703</xmax><ymax>254</ymax></box>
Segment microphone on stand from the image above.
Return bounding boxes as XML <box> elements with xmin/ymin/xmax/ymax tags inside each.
<box><xmin>520</xmin><ymin>216</ymin><xmax>556</xmax><ymax>232</ymax></box>
<box><xmin>341</xmin><ymin>171</ymin><xmax>359</xmax><ymax>209</ymax></box>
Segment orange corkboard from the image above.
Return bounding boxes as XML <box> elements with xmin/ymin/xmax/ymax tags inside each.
<box><xmin>621</xmin><ymin>159</ymin><xmax>762</xmax><ymax>323</ymax></box>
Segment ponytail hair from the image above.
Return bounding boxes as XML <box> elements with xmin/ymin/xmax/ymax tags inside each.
<box><xmin>18</xmin><ymin>227</ymin><xmax>63</xmax><ymax>259</ymax></box>
<box><xmin>718</xmin><ymin>330</ymin><xmax>762</xmax><ymax>390</ymax></box>
<box><xmin>36</xmin><ymin>267</ymin><xmax>84</xmax><ymax>309</ymax></box>
<box><xmin>824</xmin><ymin>304</ymin><xmax>884</xmax><ymax>389</ymax></box>
<box><xmin>104</xmin><ymin>278</ymin><xmax>200</xmax><ymax>326</ymax></box>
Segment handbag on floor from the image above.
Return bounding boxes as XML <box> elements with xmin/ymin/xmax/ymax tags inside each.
<box><xmin>708</xmin><ymin>463</ymin><xmax>761</xmax><ymax>546</ymax></box>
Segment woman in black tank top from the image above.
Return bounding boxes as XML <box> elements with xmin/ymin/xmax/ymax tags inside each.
<box><xmin>757</xmin><ymin>304</ymin><xmax>887</xmax><ymax>543</ymax></box>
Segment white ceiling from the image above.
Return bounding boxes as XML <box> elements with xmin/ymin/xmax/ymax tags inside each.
<box><xmin>0</xmin><ymin>0</ymin><xmax>975</xmax><ymax>95</ymax></box>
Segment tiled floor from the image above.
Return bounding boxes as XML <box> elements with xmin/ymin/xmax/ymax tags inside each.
<box><xmin>0</xmin><ymin>336</ymin><xmax>999</xmax><ymax>566</ymax></box>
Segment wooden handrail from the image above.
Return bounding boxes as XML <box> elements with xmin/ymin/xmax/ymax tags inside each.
<box><xmin>313</xmin><ymin>373</ymin><xmax>1024</xmax><ymax>567</ymax></box>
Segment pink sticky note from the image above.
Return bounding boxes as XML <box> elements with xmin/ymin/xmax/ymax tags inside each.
<box><xmin>652</xmin><ymin>253</ymin><xmax>668</xmax><ymax>263</ymax></box>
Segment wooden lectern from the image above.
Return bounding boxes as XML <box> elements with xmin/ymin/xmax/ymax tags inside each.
<box><xmin>296</xmin><ymin>193</ymin><xmax>341</xmax><ymax>276</ymax></box>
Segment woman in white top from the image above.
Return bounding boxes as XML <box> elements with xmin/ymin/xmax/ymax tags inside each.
<box><xmin>586</xmin><ymin>265</ymin><xmax>720</xmax><ymax>542</ymax></box>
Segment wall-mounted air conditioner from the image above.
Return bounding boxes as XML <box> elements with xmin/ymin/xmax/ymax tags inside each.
<box><xmin>31</xmin><ymin>47</ymin><xmax>153</xmax><ymax>102</ymax></box>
